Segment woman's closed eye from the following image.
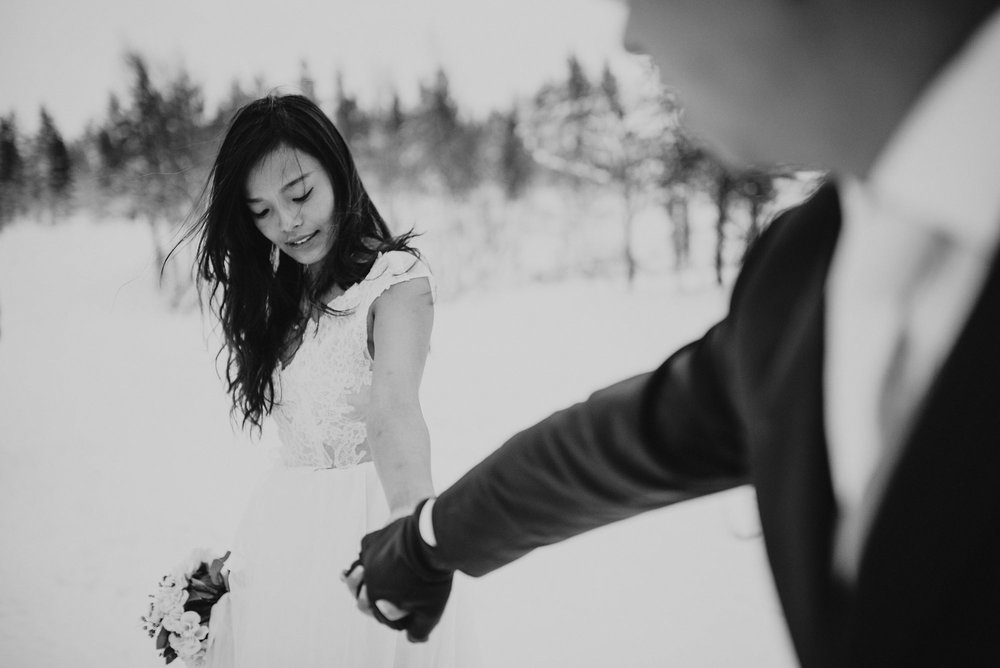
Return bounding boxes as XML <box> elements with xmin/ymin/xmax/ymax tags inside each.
<box><xmin>251</xmin><ymin>207</ymin><xmax>270</xmax><ymax>219</ymax></box>
<box><xmin>292</xmin><ymin>187</ymin><xmax>313</xmax><ymax>204</ymax></box>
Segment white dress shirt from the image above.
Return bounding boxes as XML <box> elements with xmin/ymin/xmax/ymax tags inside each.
<box><xmin>825</xmin><ymin>9</ymin><xmax>1000</xmax><ymax>582</ymax></box>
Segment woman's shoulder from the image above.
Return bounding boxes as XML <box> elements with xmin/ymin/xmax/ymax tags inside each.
<box><xmin>362</xmin><ymin>250</ymin><xmax>435</xmax><ymax>305</ymax></box>
<box><xmin>370</xmin><ymin>250</ymin><xmax>428</xmax><ymax>278</ymax></box>
<box><xmin>365</xmin><ymin>250</ymin><xmax>432</xmax><ymax>286</ymax></box>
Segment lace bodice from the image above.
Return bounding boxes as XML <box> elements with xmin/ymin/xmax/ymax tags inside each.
<box><xmin>271</xmin><ymin>251</ymin><xmax>434</xmax><ymax>468</ymax></box>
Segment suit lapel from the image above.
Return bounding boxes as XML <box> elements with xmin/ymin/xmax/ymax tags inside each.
<box><xmin>850</xmin><ymin>246</ymin><xmax>1000</xmax><ymax>659</ymax></box>
<box><xmin>746</xmin><ymin>182</ymin><xmax>844</xmax><ymax>666</ymax></box>
<box><xmin>749</xmin><ymin>183</ymin><xmax>1000</xmax><ymax>663</ymax></box>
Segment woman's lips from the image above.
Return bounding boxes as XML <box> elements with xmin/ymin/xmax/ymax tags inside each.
<box><xmin>287</xmin><ymin>230</ymin><xmax>319</xmax><ymax>248</ymax></box>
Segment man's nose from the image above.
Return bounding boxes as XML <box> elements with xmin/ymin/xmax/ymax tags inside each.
<box><xmin>621</xmin><ymin>4</ymin><xmax>647</xmax><ymax>56</ymax></box>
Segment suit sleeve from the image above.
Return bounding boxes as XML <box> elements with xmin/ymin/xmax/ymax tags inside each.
<box><xmin>424</xmin><ymin>187</ymin><xmax>821</xmax><ymax>578</ymax></box>
<box><xmin>429</xmin><ymin>263</ymin><xmax>770</xmax><ymax>577</ymax></box>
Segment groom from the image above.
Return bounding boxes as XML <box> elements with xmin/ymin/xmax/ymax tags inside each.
<box><xmin>346</xmin><ymin>1</ymin><xmax>1000</xmax><ymax>665</ymax></box>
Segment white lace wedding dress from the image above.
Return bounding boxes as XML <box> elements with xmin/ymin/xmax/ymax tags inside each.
<box><xmin>204</xmin><ymin>251</ymin><xmax>475</xmax><ymax>667</ymax></box>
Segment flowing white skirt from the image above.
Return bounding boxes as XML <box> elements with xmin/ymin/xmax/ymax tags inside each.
<box><xmin>204</xmin><ymin>462</ymin><xmax>475</xmax><ymax>667</ymax></box>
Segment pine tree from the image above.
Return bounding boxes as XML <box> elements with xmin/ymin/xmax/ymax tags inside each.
<box><xmin>333</xmin><ymin>72</ymin><xmax>368</xmax><ymax>144</ymax></box>
<box><xmin>565</xmin><ymin>55</ymin><xmax>595</xmax><ymax>167</ymax></box>
<box><xmin>0</xmin><ymin>116</ymin><xmax>22</xmax><ymax>185</ymax></box>
<box><xmin>117</xmin><ymin>52</ymin><xmax>209</xmax><ymax>220</ymax></box>
<box><xmin>35</xmin><ymin>107</ymin><xmax>73</xmax><ymax>220</ymax></box>
<box><xmin>658</xmin><ymin>131</ymin><xmax>712</xmax><ymax>272</ymax></box>
<box><xmin>414</xmin><ymin>68</ymin><xmax>480</xmax><ymax>194</ymax></box>
<box><xmin>567</xmin><ymin>55</ymin><xmax>591</xmax><ymax>101</ymax></box>
<box><xmin>0</xmin><ymin>114</ymin><xmax>25</xmax><ymax>224</ymax></box>
<box><xmin>710</xmin><ymin>167</ymin><xmax>735</xmax><ymax>286</ymax></box>
<box><xmin>127</xmin><ymin>53</ymin><xmax>165</xmax><ymax>182</ymax></box>
<box><xmin>600</xmin><ymin>63</ymin><xmax>624</xmax><ymax>119</ymax></box>
<box><xmin>735</xmin><ymin>169</ymin><xmax>776</xmax><ymax>249</ymax></box>
<box><xmin>298</xmin><ymin>60</ymin><xmax>316</xmax><ymax>100</ymax></box>
<box><xmin>95</xmin><ymin>94</ymin><xmax>130</xmax><ymax>198</ymax></box>
<box><xmin>417</xmin><ymin>68</ymin><xmax>459</xmax><ymax>152</ymax></box>
<box><xmin>526</xmin><ymin>61</ymin><xmax>680</xmax><ymax>284</ymax></box>
<box><xmin>41</xmin><ymin>110</ymin><xmax>72</xmax><ymax>198</ymax></box>
<box><xmin>498</xmin><ymin>109</ymin><xmax>532</xmax><ymax>199</ymax></box>
<box><xmin>211</xmin><ymin>79</ymin><xmax>254</xmax><ymax>134</ymax></box>
<box><xmin>117</xmin><ymin>54</ymin><xmax>212</xmax><ymax>304</ymax></box>
<box><xmin>368</xmin><ymin>89</ymin><xmax>408</xmax><ymax>189</ymax></box>
<box><xmin>388</xmin><ymin>92</ymin><xmax>405</xmax><ymax>136</ymax></box>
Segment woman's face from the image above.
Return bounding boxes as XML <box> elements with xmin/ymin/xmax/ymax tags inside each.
<box><xmin>245</xmin><ymin>144</ymin><xmax>337</xmax><ymax>274</ymax></box>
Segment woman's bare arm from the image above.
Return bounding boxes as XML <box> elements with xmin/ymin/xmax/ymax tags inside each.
<box><xmin>367</xmin><ymin>276</ymin><xmax>436</xmax><ymax>520</ymax></box>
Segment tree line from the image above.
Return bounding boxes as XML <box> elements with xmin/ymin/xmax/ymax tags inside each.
<box><xmin>0</xmin><ymin>53</ymin><xmax>811</xmax><ymax>292</ymax></box>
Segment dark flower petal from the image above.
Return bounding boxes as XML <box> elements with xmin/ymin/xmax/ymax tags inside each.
<box><xmin>155</xmin><ymin>626</ymin><xmax>170</xmax><ymax>650</ymax></box>
<box><xmin>209</xmin><ymin>551</ymin><xmax>231</xmax><ymax>587</ymax></box>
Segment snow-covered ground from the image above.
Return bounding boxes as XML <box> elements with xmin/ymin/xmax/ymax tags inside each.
<box><xmin>0</xmin><ymin>217</ymin><xmax>797</xmax><ymax>667</ymax></box>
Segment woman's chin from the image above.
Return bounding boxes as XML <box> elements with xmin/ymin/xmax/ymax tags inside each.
<box><xmin>288</xmin><ymin>238</ymin><xmax>335</xmax><ymax>271</ymax></box>
<box><xmin>294</xmin><ymin>250</ymin><xmax>333</xmax><ymax>276</ymax></box>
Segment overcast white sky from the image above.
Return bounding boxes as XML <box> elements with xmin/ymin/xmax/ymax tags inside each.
<box><xmin>0</xmin><ymin>0</ymin><xmax>631</xmax><ymax>137</ymax></box>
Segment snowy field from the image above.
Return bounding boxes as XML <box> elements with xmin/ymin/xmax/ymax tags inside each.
<box><xmin>0</xmin><ymin>218</ymin><xmax>797</xmax><ymax>667</ymax></box>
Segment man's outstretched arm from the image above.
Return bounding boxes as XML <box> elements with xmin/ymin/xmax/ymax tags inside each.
<box><xmin>428</xmin><ymin>340</ymin><xmax>750</xmax><ymax>576</ymax></box>
<box><xmin>347</xmin><ymin>313</ymin><xmax>751</xmax><ymax>641</ymax></box>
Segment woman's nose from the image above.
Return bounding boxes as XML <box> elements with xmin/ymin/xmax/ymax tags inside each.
<box><xmin>276</xmin><ymin>205</ymin><xmax>303</xmax><ymax>232</ymax></box>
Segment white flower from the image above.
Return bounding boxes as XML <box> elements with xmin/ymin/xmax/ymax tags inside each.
<box><xmin>143</xmin><ymin>549</ymin><xmax>228</xmax><ymax>665</ymax></box>
<box><xmin>176</xmin><ymin>611</ymin><xmax>209</xmax><ymax>640</ymax></box>
<box><xmin>161</xmin><ymin>610</ymin><xmax>183</xmax><ymax>633</ymax></box>
<box><xmin>160</xmin><ymin>573</ymin><xmax>184</xmax><ymax>590</ymax></box>
<box><xmin>154</xmin><ymin>583</ymin><xmax>188</xmax><ymax>620</ymax></box>
<box><xmin>169</xmin><ymin>632</ymin><xmax>205</xmax><ymax>660</ymax></box>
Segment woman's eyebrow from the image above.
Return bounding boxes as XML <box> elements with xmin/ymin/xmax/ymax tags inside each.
<box><xmin>247</xmin><ymin>172</ymin><xmax>312</xmax><ymax>203</ymax></box>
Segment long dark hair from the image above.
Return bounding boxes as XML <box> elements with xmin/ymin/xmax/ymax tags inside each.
<box><xmin>187</xmin><ymin>94</ymin><xmax>416</xmax><ymax>431</ymax></box>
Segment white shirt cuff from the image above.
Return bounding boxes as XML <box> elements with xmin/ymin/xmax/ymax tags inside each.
<box><xmin>418</xmin><ymin>497</ymin><xmax>438</xmax><ymax>548</ymax></box>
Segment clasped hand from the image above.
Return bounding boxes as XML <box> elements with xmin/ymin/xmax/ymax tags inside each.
<box><xmin>341</xmin><ymin>499</ymin><xmax>454</xmax><ymax>643</ymax></box>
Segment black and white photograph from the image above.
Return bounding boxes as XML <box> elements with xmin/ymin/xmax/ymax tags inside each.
<box><xmin>2</xmin><ymin>1</ymin><xmax>998</xmax><ymax>666</ymax></box>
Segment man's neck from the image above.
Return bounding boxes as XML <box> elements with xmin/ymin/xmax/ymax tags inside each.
<box><xmin>817</xmin><ymin>3</ymin><xmax>996</xmax><ymax>176</ymax></box>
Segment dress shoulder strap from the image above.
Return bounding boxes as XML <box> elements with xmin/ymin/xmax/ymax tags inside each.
<box><xmin>358</xmin><ymin>251</ymin><xmax>436</xmax><ymax>310</ymax></box>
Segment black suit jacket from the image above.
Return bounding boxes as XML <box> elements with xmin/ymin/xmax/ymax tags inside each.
<box><xmin>429</xmin><ymin>182</ymin><xmax>1000</xmax><ymax>666</ymax></box>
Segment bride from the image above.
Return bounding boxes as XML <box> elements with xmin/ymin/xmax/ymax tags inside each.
<box><xmin>187</xmin><ymin>93</ymin><xmax>473</xmax><ymax>667</ymax></box>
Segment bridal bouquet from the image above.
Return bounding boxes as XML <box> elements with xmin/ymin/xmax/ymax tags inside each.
<box><xmin>141</xmin><ymin>549</ymin><xmax>231</xmax><ymax>666</ymax></box>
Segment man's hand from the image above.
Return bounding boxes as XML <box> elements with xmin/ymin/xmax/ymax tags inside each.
<box><xmin>342</xmin><ymin>499</ymin><xmax>454</xmax><ymax>643</ymax></box>
<box><xmin>341</xmin><ymin>564</ymin><xmax>409</xmax><ymax>623</ymax></box>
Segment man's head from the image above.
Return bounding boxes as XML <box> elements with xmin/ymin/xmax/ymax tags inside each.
<box><xmin>623</xmin><ymin>0</ymin><xmax>997</xmax><ymax>174</ymax></box>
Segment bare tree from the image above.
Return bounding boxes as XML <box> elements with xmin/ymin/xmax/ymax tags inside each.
<box><xmin>525</xmin><ymin>59</ymin><xmax>681</xmax><ymax>285</ymax></box>
<box><xmin>658</xmin><ymin>132</ymin><xmax>711</xmax><ymax>273</ymax></box>
<box><xmin>92</xmin><ymin>53</ymin><xmax>213</xmax><ymax>305</ymax></box>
